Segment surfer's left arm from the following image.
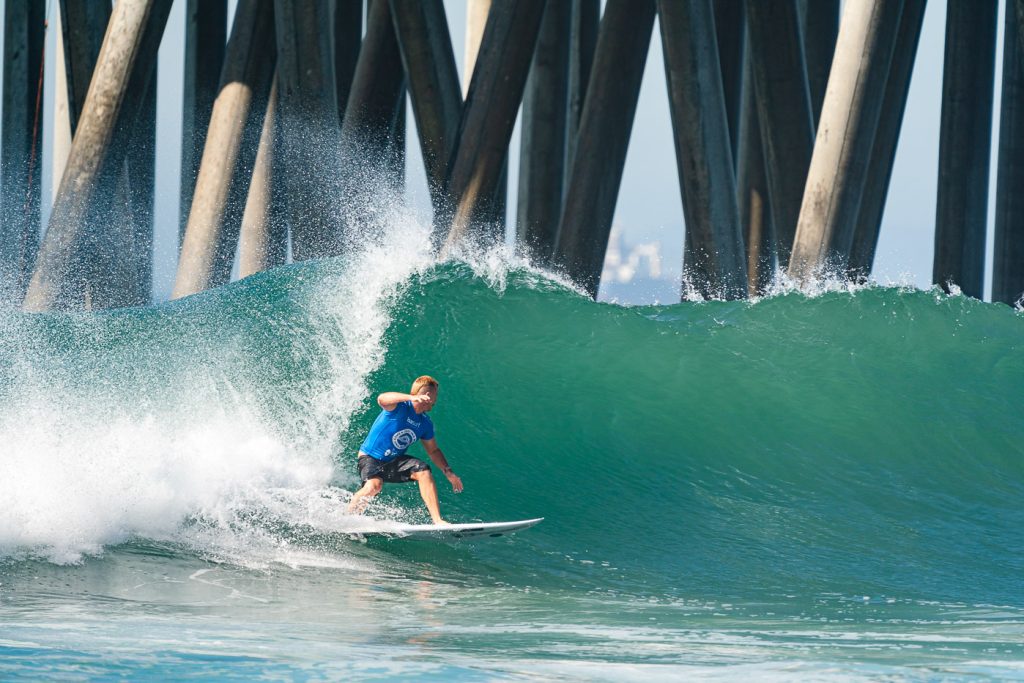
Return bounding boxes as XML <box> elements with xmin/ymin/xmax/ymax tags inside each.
<box><xmin>422</xmin><ymin>438</ymin><xmax>463</xmax><ymax>493</ymax></box>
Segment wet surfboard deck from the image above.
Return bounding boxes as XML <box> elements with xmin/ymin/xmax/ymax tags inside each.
<box><xmin>353</xmin><ymin>517</ymin><xmax>544</xmax><ymax>540</ymax></box>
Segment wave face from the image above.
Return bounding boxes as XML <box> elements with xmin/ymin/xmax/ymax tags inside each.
<box><xmin>374</xmin><ymin>265</ymin><xmax>1024</xmax><ymax>604</ymax></box>
<box><xmin>1</xmin><ymin>226</ymin><xmax>1022</xmax><ymax>606</ymax></box>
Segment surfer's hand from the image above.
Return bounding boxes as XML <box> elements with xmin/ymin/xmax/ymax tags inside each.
<box><xmin>446</xmin><ymin>471</ymin><xmax>463</xmax><ymax>493</ymax></box>
<box><xmin>410</xmin><ymin>393</ymin><xmax>431</xmax><ymax>407</ymax></box>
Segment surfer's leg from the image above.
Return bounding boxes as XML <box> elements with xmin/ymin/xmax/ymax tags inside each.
<box><xmin>347</xmin><ymin>478</ymin><xmax>383</xmax><ymax>515</ymax></box>
<box><xmin>409</xmin><ymin>470</ymin><xmax>446</xmax><ymax>524</ymax></box>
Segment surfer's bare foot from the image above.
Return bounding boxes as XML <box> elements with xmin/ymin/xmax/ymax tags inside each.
<box><xmin>433</xmin><ymin>518</ymin><xmax>449</xmax><ymax>525</ymax></box>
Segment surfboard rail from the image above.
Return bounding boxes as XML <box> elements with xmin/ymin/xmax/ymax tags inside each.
<box><xmin>352</xmin><ymin>517</ymin><xmax>544</xmax><ymax>540</ymax></box>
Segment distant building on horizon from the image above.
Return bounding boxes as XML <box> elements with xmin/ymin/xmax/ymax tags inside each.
<box><xmin>599</xmin><ymin>224</ymin><xmax>679</xmax><ymax>305</ymax></box>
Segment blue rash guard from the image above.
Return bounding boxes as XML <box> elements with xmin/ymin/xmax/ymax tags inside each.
<box><xmin>359</xmin><ymin>401</ymin><xmax>435</xmax><ymax>462</ymax></box>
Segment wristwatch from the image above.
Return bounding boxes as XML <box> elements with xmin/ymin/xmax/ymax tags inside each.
<box><xmin>442</xmin><ymin>466</ymin><xmax>453</xmax><ymax>475</ymax></box>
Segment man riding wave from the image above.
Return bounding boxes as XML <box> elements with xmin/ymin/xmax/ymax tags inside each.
<box><xmin>346</xmin><ymin>375</ymin><xmax>463</xmax><ymax>523</ymax></box>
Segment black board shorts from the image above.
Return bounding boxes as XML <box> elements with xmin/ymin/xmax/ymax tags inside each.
<box><xmin>358</xmin><ymin>454</ymin><xmax>430</xmax><ymax>484</ymax></box>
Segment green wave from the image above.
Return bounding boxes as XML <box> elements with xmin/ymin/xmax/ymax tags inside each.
<box><xmin>359</xmin><ymin>264</ymin><xmax>1024</xmax><ymax>602</ymax></box>
<box><xmin>2</xmin><ymin>258</ymin><xmax>1022</xmax><ymax>604</ymax></box>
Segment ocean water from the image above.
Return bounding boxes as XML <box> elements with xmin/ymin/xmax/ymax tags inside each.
<box><xmin>1</xmin><ymin>217</ymin><xmax>1022</xmax><ymax>680</ymax></box>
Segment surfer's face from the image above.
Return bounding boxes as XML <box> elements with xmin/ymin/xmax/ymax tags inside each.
<box><xmin>414</xmin><ymin>386</ymin><xmax>437</xmax><ymax>413</ymax></box>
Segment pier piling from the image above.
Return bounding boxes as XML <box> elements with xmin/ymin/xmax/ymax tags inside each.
<box><xmin>343</xmin><ymin>0</ymin><xmax>405</xmax><ymax>147</ymax></box>
<box><xmin>238</xmin><ymin>74</ymin><xmax>286</xmax><ymax>278</ymax></box>
<box><xmin>1</xmin><ymin>0</ymin><xmax>45</xmax><ymax>298</ymax></box>
<box><xmin>442</xmin><ymin>0</ymin><xmax>546</xmax><ymax>249</ymax></box>
<box><xmin>932</xmin><ymin>0</ymin><xmax>998</xmax><ymax>298</ymax></box>
<box><xmin>554</xmin><ymin>0</ymin><xmax>656</xmax><ymax>298</ymax></box>
<box><xmin>179</xmin><ymin>0</ymin><xmax>227</xmax><ymax>246</ymax></box>
<box><xmin>276</xmin><ymin>0</ymin><xmax>344</xmax><ymax>260</ymax></box>
<box><xmin>460</xmin><ymin>0</ymin><xmax>508</xmax><ymax>235</ymax></box>
<box><xmin>849</xmin><ymin>0</ymin><xmax>927</xmax><ymax>280</ymax></box>
<box><xmin>340</xmin><ymin>0</ymin><xmax>406</xmax><ymax>217</ymax></box>
<box><xmin>56</xmin><ymin>0</ymin><xmax>148</xmax><ymax>310</ymax></box>
<box><xmin>737</xmin><ymin>46</ymin><xmax>775</xmax><ymax>294</ymax></box>
<box><xmin>173</xmin><ymin>0</ymin><xmax>275</xmax><ymax>299</ymax></box>
<box><xmin>788</xmin><ymin>0</ymin><xmax>905</xmax><ymax>281</ymax></box>
<box><xmin>1016</xmin><ymin>0</ymin><xmax>1024</xmax><ymax>61</ymax></box>
<box><xmin>334</xmin><ymin>0</ymin><xmax>363</xmax><ymax>120</ymax></box>
<box><xmin>798</xmin><ymin>0</ymin><xmax>840</xmax><ymax>126</ymax></box>
<box><xmin>565</xmin><ymin>0</ymin><xmax>598</xmax><ymax>196</ymax></box>
<box><xmin>52</xmin><ymin>7</ymin><xmax>70</xmax><ymax>205</ymax></box>
<box><xmin>58</xmin><ymin>0</ymin><xmax>110</xmax><ymax>131</ymax></box>
<box><xmin>713</xmin><ymin>0</ymin><xmax>745</xmax><ymax>167</ymax></box>
<box><xmin>994</xmin><ymin>0</ymin><xmax>1024</xmax><ymax>306</ymax></box>
<box><xmin>24</xmin><ymin>0</ymin><xmax>172</xmax><ymax>311</ymax></box>
<box><xmin>180</xmin><ymin>0</ymin><xmax>228</xmax><ymax>245</ymax></box>
<box><xmin>743</xmin><ymin>0</ymin><xmax>814</xmax><ymax>261</ymax></box>
<box><xmin>516</xmin><ymin>0</ymin><xmax>571</xmax><ymax>262</ymax></box>
<box><xmin>659</xmin><ymin>0</ymin><xmax>747</xmax><ymax>299</ymax></box>
<box><xmin>0</xmin><ymin>0</ymin><xmax>1011</xmax><ymax>309</ymax></box>
<box><xmin>390</xmin><ymin>0</ymin><xmax>462</xmax><ymax>218</ymax></box>
<box><xmin>389</xmin><ymin>88</ymin><xmax>407</xmax><ymax>189</ymax></box>
<box><xmin>114</xmin><ymin>66</ymin><xmax>157</xmax><ymax>307</ymax></box>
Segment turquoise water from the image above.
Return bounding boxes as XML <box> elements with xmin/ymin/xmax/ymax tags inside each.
<box><xmin>1</xmin><ymin>226</ymin><xmax>1022</xmax><ymax>680</ymax></box>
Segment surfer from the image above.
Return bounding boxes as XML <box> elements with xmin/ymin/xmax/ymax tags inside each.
<box><xmin>346</xmin><ymin>375</ymin><xmax>463</xmax><ymax>524</ymax></box>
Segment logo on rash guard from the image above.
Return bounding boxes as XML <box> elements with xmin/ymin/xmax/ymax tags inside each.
<box><xmin>392</xmin><ymin>429</ymin><xmax>417</xmax><ymax>450</ymax></box>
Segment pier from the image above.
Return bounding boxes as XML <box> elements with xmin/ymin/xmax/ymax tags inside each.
<box><xmin>1</xmin><ymin>0</ymin><xmax>1022</xmax><ymax>310</ymax></box>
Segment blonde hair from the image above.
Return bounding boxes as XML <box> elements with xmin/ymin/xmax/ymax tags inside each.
<box><xmin>411</xmin><ymin>375</ymin><xmax>439</xmax><ymax>395</ymax></box>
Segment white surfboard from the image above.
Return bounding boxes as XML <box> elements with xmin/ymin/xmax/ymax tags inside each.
<box><xmin>353</xmin><ymin>517</ymin><xmax>543</xmax><ymax>540</ymax></box>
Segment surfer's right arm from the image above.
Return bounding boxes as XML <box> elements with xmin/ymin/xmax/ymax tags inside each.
<box><xmin>377</xmin><ymin>392</ymin><xmax>431</xmax><ymax>411</ymax></box>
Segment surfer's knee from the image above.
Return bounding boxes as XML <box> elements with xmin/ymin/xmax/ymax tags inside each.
<box><xmin>410</xmin><ymin>469</ymin><xmax>433</xmax><ymax>482</ymax></box>
<box><xmin>364</xmin><ymin>478</ymin><xmax>383</xmax><ymax>495</ymax></box>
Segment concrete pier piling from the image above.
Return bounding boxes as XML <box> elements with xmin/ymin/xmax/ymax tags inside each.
<box><xmin>334</xmin><ymin>0</ymin><xmax>363</xmax><ymax>120</ymax></box>
<box><xmin>51</xmin><ymin>7</ymin><xmax>70</xmax><ymax>206</ymax></box>
<box><xmin>849</xmin><ymin>0</ymin><xmax>927</xmax><ymax>280</ymax></box>
<box><xmin>173</xmin><ymin>0</ymin><xmax>275</xmax><ymax>300</ymax></box>
<box><xmin>565</xmin><ymin>0</ymin><xmax>598</xmax><ymax>192</ymax></box>
<box><xmin>659</xmin><ymin>0</ymin><xmax>747</xmax><ymax>299</ymax></box>
<box><xmin>994</xmin><ymin>0</ymin><xmax>1024</xmax><ymax>306</ymax></box>
<box><xmin>932</xmin><ymin>0</ymin><xmax>998</xmax><ymax>298</ymax></box>
<box><xmin>1016</xmin><ymin>0</ymin><xmax>1024</xmax><ymax>61</ymax></box>
<box><xmin>24</xmin><ymin>0</ymin><xmax>172</xmax><ymax>311</ymax></box>
<box><xmin>276</xmin><ymin>0</ymin><xmax>344</xmax><ymax>260</ymax></box>
<box><xmin>743</xmin><ymin>0</ymin><xmax>814</xmax><ymax>262</ymax></box>
<box><xmin>554</xmin><ymin>0</ymin><xmax>656</xmax><ymax>299</ymax></box>
<box><xmin>388</xmin><ymin>87</ymin><xmax>407</xmax><ymax>190</ymax></box>
<box><xmin>61</xmin><ymin>0</ymin><xmax>156</xmax><ymax>309</ymax></box>
<box><xmin>460</xmin><ymin>0</ymin><xmax>509</xmax><ymax>235</ymax></box>
<box><xmin>391</xmin><ymin>0</ymin><xmax>462</xmax><ymax>217</ymax></box>
<box><xmin>341</xmin><ymin>0</ymin><xmax>406</xmax><ymax>205</ymax></box>
<box><xmin>442</xmin><ymin>0</ymin><xmax>546</xmax><ymax>250</ymax></box>
<box><xmin>788</xmin><ymin>0</ymin><xmax>905</xmax><ymax>281</ymax></box>
<box><xmin>116</xmin><ymin>67</ymin><xmax>157</xmax><ymax>307</ymax></box>
<box><xmin>344</xmin><ymin>0</ymin><xmax>405</xmax><ymax>142</ymax></box>
<box><xmin>516</xmin><ymin>0</ymin><xmax>571</xmax><ymax>263</ymax></box>
<box><xmin>58</xmin><ymin>0</ymin><xmax>111</xmax><ymax>131</ymax></box>
<box><xmin>463</xmin><ymin>0</ymin><xmax>489</xmax><ymax>93</ymax></box>
<box><xmin>0</xmin><ymin>0</ymin><xmax>1012</xmax><ymax>310</ymax></box>
<box><xmin>713</xmin><ymin>0</ymin><xmax>745</xmax><ymax>166</ymax></box>
<box><xmin>238</xmin><ymin>75</ymin><xmax>286</xmax><ymax>278</ymax></box>
<box><xmin>737</xmin><ymin>48</ymin><xmax>775</xmax><ymax>294</ymax></box>
<box><xmin>180</xmin><ymin>0</ymin><xmax>227</xmax><ymax>246</ymax></box>
<box><xmin>798</xmin><ymin>0</ymin><xmax>840</xmax><ymax>126</ymax></box>
<box><xmin>1</xmin><ymin>0</ymin><xmax>45</xmax><ymax>299</ymax></box>
<box><xmin>55</xmin><ymin>0</ymin><xmax>147</xmax><ymax>310</ymax></box>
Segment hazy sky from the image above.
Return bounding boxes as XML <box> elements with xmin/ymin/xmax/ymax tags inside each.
<box><xmin>20</xmin><ymin>1</ymin><xmax>1014</xmax><ymax>303</ymax></box>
